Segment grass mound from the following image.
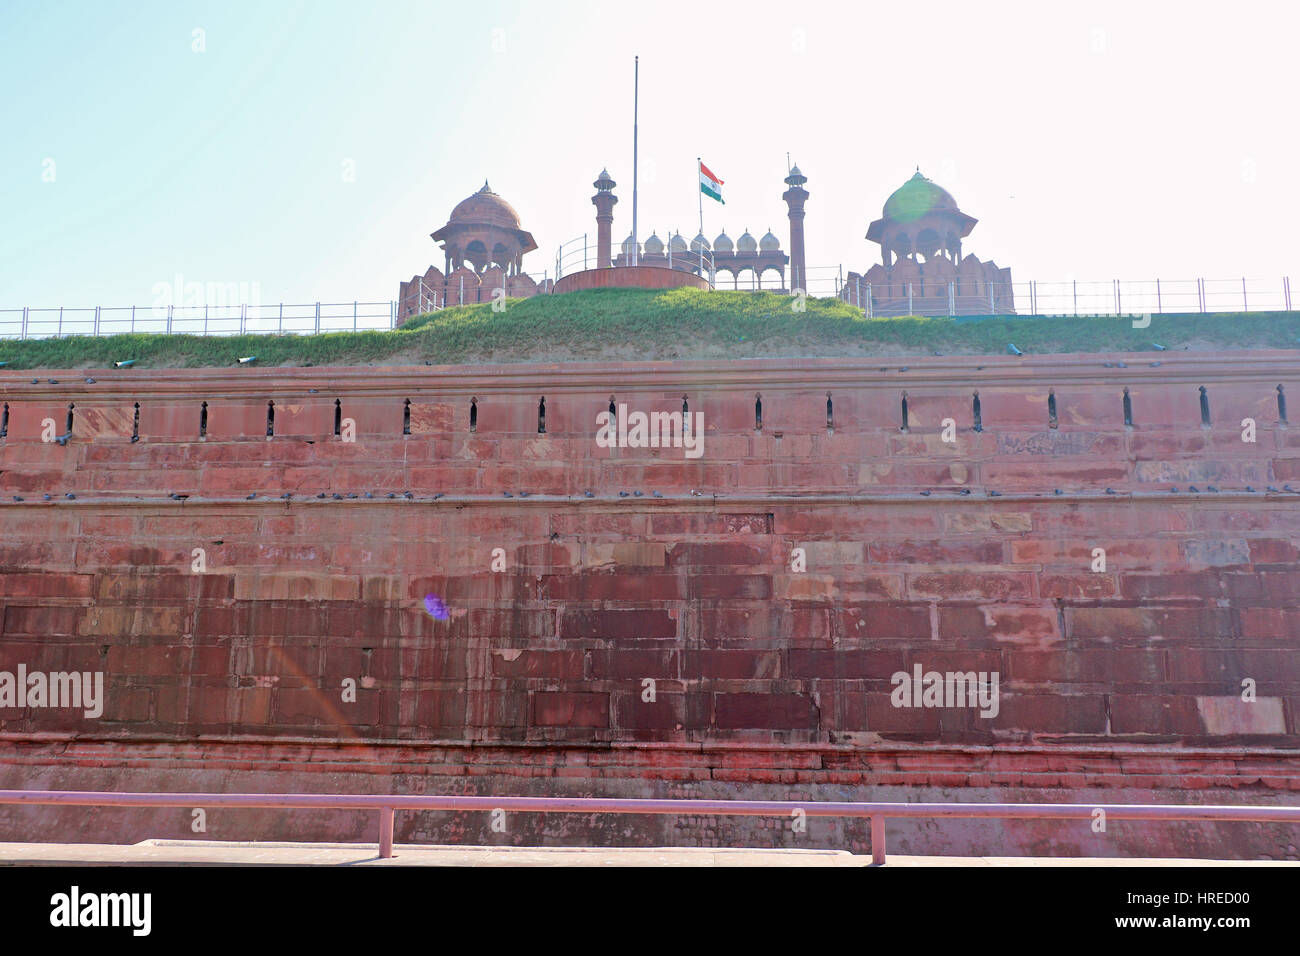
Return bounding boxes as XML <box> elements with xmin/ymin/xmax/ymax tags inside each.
<box><xmin>1</xmin><ymin>287</ymin><xmax>1295</xmax><ymax>370</ymax></box>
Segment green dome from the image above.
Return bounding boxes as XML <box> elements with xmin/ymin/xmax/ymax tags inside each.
<box><xmin>882</xmin><ymin>171</ymin><xmax>959</xmax><ymax>224</ymax></box>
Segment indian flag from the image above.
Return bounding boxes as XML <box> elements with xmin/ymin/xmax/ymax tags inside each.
<box><xmin>699</xmin><ymin>161</ymin><xmax>724</xmax><ymax>204</ymax></box>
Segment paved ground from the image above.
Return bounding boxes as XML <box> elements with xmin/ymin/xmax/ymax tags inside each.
<box><xmin>0</xmin><ymin>840</ymin><xmax>1294</xmax><ymax>866</ymax></box>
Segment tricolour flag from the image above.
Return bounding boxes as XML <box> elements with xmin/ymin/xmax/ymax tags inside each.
<box><xmin>699</xmin><ymin>161</ymin><xmax>724</xmax><ymax>204</ymax></box>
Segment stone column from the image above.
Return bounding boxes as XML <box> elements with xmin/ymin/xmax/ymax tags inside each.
<box><xmin>592</xmin><ymin>169</ymin><xmax>618</xmax><ymax>270</ymax></box>
<box><xmin>782</xmin><ymin>166</ymin><xmax>809</xmax><ymax>293</ymax></box>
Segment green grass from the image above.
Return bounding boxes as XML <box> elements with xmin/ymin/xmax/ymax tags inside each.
<box><xmin>1</xmin><ymin>287</ymin><xmax>1297</xmax><ymax>370</ymax></box>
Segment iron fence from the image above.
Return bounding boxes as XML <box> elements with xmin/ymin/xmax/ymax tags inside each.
<box><xmin>556</xmin><ymin>235</ymin><xmax>716</xmax><ymax>282</ymax></box>
<box><xmin>1</xmin><ymin>275</ymin><xmax>1294</xmax><ymax>341</ymax></box>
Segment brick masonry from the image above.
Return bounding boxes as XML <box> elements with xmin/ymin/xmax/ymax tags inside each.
<box><xmin>1</xmin><ymin>351</ymin><xmax>1298</xmax><ymax>858</ymax></box>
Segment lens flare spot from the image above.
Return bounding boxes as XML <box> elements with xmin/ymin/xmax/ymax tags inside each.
<box><xmin>423</xmin><ymin>593</ymin><xmax>450</xmax><ymax>620</ymax></box>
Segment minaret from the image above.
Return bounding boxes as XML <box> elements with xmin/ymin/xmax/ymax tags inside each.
<box><xmin>782</xmin><ymin>165</ymin><xmax>809</xmax><ymax>293</ymax></box>
<box><xmin>592</xmin><ymin>168</ymin><xmax>618</xmax><ymax>269</ymax></box>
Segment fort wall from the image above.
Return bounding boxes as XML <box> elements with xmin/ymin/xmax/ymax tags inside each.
<box><xmin>1</xmin><ymin>352</ymin><xmax>1298</xmax><ymax>857</ymax></box>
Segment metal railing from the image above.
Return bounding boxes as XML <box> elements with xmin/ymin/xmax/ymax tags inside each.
<box><xmin>1</xmin><ymin>789</ymin><xmax>1296</xmax><ymax>864</ymax></box>
<box><xmin>2</xmin><ymin>275</ymin><xmax>1294</xmax><ymax>342</ymax></box>
<box><xmin>831</xmin><ymin>275</ymin><xmax>1296</xmax><ymax>317</ymax></box>
<box><xmin>0</xmin><ymin>302</ymin><xmax>401</xmax><ymax>341</ymax></box>
<box><xmin>555</xmin><ymin>236</ymin><xmax>716</xmax><ymax>283</ymax></box>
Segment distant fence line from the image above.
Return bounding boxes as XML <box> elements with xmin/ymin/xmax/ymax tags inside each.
<box><xmin>0</xmin><ymin>275</ymin><xmax>1294</xmax><ymax>341</ymax></box>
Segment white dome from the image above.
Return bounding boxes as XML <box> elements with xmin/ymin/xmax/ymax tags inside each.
<box><xmin>713</xmin><ymin>230</ymin><xmax>733</xmax><ymax>252</ymax></box>
<box><xmin>737</xmin><ymin>228</ymin><xmax>757</xmax><ymax>253</ymax></box>
<box><xmin>643</xmin><ymin>232</ymin><xmax>664</xmax><ymax>255</ymax></box>
<box><xmin>620</xmin><ymin>233</ymin><xmax>639</xmax><ymax>255</ymax></box>
<box><xmin>690</xmin><ymin>232</ymin><xmax>710</xmax><ymax>252</ymax></box>
<box><xmin>760</xmin><ymin>228</ymin><xmax>781</xmax><ymax>251</ymax></box>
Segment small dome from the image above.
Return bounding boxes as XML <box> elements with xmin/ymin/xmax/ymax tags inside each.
<box><xmin>713</xmin><ymin>230</ymin><xmax>734</xmax><ymax>252</ymax></box>
<box><xmin>737</xmin><ymin>228</ymin><xmax>757</xmax><ymax>253</ymax></box>
<box><xmin>643</xmin><ymin>232</ymin><xmax>664</xmax><ymax>255</ymax></box>
<box><xmin>621</xmin><ymin>233</ymin><xmax>639</xmax><ymax>255</ymax></box>
<box><xmin>690</xmin><ymin>232</ymin><xmax>710</xmax><ymax>252</ymax></box>
<box><xmin>669</xmin><ymin>232</ymin><xmax>688</xmax><ymax>252</ymax></box>
<box><xmin>882</xmin><ymin>170</ymin><xmax>960</xmax><ymax>224</ymax></box>
<box><xmin>760</xmin><ymin>228</ymin><xmax>781</xmax><ymax>251</ymax></box>
<box><xmin>448</xmin><ymin>181</ymin><xmax>522</xmax><ymax>230</ymax></box>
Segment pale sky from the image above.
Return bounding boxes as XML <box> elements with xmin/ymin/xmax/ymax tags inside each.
<box><xmin>1</xmin><ymin>0</ymin><xmax>1296</xmax><ymax>307</ymax></box>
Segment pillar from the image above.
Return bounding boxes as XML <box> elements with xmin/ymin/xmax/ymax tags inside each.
<box><xmin>592</xmin><ymin>168</ymin><xmax>618</xmax><ymax>269</ymax></box>
<box><xmin>782</xmin><ymin>166</ymin><xmax>809</xmax><ymax>293</ymax></box>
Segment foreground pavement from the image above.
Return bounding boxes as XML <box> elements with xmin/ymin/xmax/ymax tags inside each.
<box><xmin>0</xmin><ymin>840</ymin><xmax>1295</xmax><ymax>866</ymax></box>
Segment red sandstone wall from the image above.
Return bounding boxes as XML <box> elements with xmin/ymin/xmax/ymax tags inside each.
<box><xmin>1</xmin><ymin>352</ymin><xmax>1298</xmax><ymax>857</ymax></box>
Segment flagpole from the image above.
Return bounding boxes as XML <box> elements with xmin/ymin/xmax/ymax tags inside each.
<box><xmin>632</xmin><ymin>56</ymin><xmax>639</xmax><ymax>268</ymax></box>
<box><xmin>697</xmin><ymin>155</ymin><xmax>703</xmax><ymax>277</ymax></box>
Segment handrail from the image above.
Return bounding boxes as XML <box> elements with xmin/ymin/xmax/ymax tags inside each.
<box><xmin>1</xmin><ymin>789</ymin><xmax>1296</xmax><ymax>863</ymax></box>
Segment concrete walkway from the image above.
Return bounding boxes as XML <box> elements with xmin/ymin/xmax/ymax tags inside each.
<box><xmin>0</xmin><ymin>840</ymin><xmax>1294</xmax><ymax>866</ymax></box>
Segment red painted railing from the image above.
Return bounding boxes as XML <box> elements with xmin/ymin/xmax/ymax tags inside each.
<box><xmin>1</xmin><ymin>790</ymin><xmax>1297</xmax><ymax>863</ymax></box>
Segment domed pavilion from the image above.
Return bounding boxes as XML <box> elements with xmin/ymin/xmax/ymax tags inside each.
<box><xmin>845</xmin><ymin>169</ymin><xmax>1014</xmax><ymax>315</ymax></box>
<box><xmin>396</xmin><ymin>181</ymin><xmax>545</xmax><ymax>321</ymax></box>
<box><xmin>430</xmin><ymin>181</ymin><xmax>538</xmax><ymax>276</ymax></box>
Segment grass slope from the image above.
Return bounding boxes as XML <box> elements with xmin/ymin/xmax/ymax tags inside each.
<box><xmin>1</xmin><ymin>288</ymin><xmax>1297</xmax><ymax>370</ymax></box>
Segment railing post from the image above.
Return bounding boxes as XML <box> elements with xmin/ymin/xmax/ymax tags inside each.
<box><xmin>278</xmin><ymin>303</ymin><xmax>283</xmax><ymax>334</ymax></box>
<box><xmin>1286</xmin><ymin>276</ymin><xmax>1293</xmax><ymax>313</ymax></box>
<box><xmin>871</xmin><ymin>815</ymin><xmax>886</xmax><ymax>865</ymax></box>
<box><xmin>204</xmin><ymin>303</ymin><xmax>209</xmax><ymax>336</ymax></box>
<box><xmin>130</xmin><ymin>305</ymin><xmax>135</xmax><ymax>334</ymax></box>
<box><xmin>1114</xmin><ymin>279</ymin><xmax>1121</xmax><ymax>315</ymax></box>
<box><xmin>21</xmin><ymin>306</ymin><xmax>28</xmax><ymax>340</ymax></box>
<box><xmin>58</xmin><ymin>306</ymin><xmax>63</xmax><ymax>338</ymax></box>
<box><xmin>584</xmin><ymin>233</ymin><xmax>588</xmax><ymax>271</ymax></box>
<box><xmin>353</xmin><ymin>300</ymin><xmax>358</xmax><ymax>332</ymax></box>
<box><xmin>866</xmin><ymin>283</ymin><xmax>872</xmax><ymax>318</ymax></box>
<box><xmin>241</xmin><ymin>303</ymin><xmax>246</xmax><ymax>336</ymax></box>
<box><xmin>379</xmin><ymin>807</ymin><xmax>395</xmax><ymax>859</ymax></box>
<box><xmin>1156</xmin><ymin>278</ymin><xmax>1162</xmax><ymax>314</ymax></box>
<box><xmin>315</xmin><ymin>302</ymin><xmax>321</xmax><ymax>335</ymax></box>
<box><xmin>167</xmin><ymin>304</ymin><xmax>173</xmax><ymax>334</ymax></box>
<box><xmin>1072</xmin><ymin>279</ymin><xmax>1077</xmax><ymax>316</ymax></box>
<box><xmin>1242</xmin><ymin>277</ymin><xmax>1248</xmax><ymax>313</ymax></box>
<box><xmin>94</xmin><ymin>305</ymin><xmax>100</xmax><ymax>337</ymax></box>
